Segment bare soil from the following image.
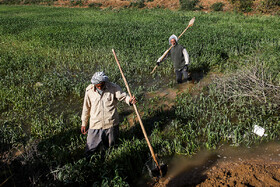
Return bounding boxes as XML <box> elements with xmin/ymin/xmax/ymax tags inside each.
<box><xmin>154</xmin><ymin>142</ymin><xmax>280</xmax><ymax>187</ymax></box>
<box><xmin>52</xmin><ymin>0</ymin><xmax>230</xmax><ymax>10</ymax></box>
<box><xmin>50</xmin><ymin>0</ymin><xmax>279</xmax><ymax>14</ymax></box>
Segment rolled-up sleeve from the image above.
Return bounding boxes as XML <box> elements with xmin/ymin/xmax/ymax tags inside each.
<box><xmin>183</xmin><ymin>48</ymin><xmax>189</xmax><ymax>65</ymax></box>
<box><xmin>81</xmin><ymin>91</ymin><xmax>91</xmax><ymax>127</ymax></box>
<box><xmin>115</xmin><ymin>85</ymin><xmax>131</xmax><ymax>105</ymax></box>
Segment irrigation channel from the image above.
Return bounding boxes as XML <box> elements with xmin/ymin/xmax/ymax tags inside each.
<box><xmin>145</xmin><ymin>141</ymin><xmax>280</xmax><ymax>187</ymax></box>
<box><xmin>129</xmin><ymin>73</ymin><xmax>280</xmax><ymax>186</ymax></box>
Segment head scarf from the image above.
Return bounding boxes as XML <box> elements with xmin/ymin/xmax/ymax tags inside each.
<box><xmin>91</xmin><ymin>72</ymin><xmax>109</xmax><ymax>85</ymax></box>
<box><xmin>169</xmin><ymin>34</ymin><xmax>178</xmax><ymax>45</ymax></box>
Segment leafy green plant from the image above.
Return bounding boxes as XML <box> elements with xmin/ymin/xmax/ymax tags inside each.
<box><xmin>0</xmin><ymin>0</ymin><xmax>22</xmax><ymax>4</ymax></box>
<box><xmin>70</xmin><ymin>0</ymin><xmax>84</xmax><ymax>6</ymax></box>
<box><xmin>257</xmin><ymin>0</ymin><xmax>280</xmax><ymax>13</ymax></box>
<box><xmin>211</xmin><ymin>2</ymin><xmax>224</xmax><ymax>11</ymax></box>
<box><xmin>262</xmin><ymin>0</ymin><xmax>280</xmax><ymax>7</ymax></box>
<box><xmin>129</xmin><ymin>0</ymin><xmax>145</xmax><ymax>8</ymax></box>
<box><xmin>0</xmin><ymin>122</ymin><xmax>27</xmax><ymax>150</ymax></box>
<box><xmin>0</xmin><ymin>0</ymin><xmax>58</xmax><ymax>4</ymax></box>
<box><xmin>228</xmin><ymin>0</ymin><xmax>254</xmax><ymax>12</ymax></box>
<box><xmin>180</xmin><ymin>0</ymin><xmax>201</xmax><ymax>11</ymax></box>
<box><xmin>88</xmin><ymin>2</ymin><xmax>102</xmax><ymax>9</ymax></box>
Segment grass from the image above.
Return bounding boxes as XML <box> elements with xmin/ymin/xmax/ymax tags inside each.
<box><xmin>0</xmin><ymin>5</ymin><xmax>280</xmax><ymax>186</ymax></box>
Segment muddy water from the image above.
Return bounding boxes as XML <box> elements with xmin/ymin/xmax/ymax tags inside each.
<box><xmin>213</xmin><ymin>142</ymin><xmax>280</xmax><ymax>163</ymax></box>
<box><xmin>136</xmin><ymin>72</ymin><xmax>279</xmax><ymax>186</ymax></box>
<box><xmin>146</xmin><ymin>71</ymin><xmax>205</xmax><ymax>97</ymax></box>
<box><xmin>136</xmin><ymin>142</ymin><xmax>280</xmax><ymax>186</ymax></box>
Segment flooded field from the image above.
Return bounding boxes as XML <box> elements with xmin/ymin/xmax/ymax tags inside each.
<box><xmin>1</xmin><ymin>5</ymin><xmax>280</xmax><ymax>186</ymax></box>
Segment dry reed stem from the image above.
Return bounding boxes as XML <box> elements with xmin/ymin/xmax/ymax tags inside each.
<box><xmin>213</xmin><ymin>62</ymin><xmax>280</xmax><ymax>106</ymax></box>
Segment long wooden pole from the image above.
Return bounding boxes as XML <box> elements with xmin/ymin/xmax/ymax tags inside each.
<box><xmin>112</xmin><ymin>49</ymin><xmax>162</xmax><ymax>176</ymax></box>
<box><xmin>150</xmin><ymin>17</ymin><xmax>195</xmax><ymax>74</ymax></box>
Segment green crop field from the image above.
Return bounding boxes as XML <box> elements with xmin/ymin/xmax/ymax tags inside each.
<box><xmin>0</xmin><ymin>5</ymin><xmax>280</xmax><ymax>186</ymax></box>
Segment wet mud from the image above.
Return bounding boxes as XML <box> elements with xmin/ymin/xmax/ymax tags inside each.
<box><xmin>128</xmin><ymin>71</ymin><xmax>279</xmax><ymax>187</ymax></box>
<box><xmin>153</xmin><ymin>142</ymin><xmax>280</xmax><ymax>187</ymax></box>
<box><xmin>147</xmin><ymin>71</ymin><xmax>205</xmax><ymax>97</ymax></box>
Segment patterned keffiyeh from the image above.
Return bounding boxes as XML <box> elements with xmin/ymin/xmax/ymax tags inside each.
<box><xmin>169</xmin><ymin>34</ymin><xmax>178</xmax><ymax>45</ymax></box>
<box><xmin>91</xmin><ymin>72</ymin><xmax>109</xmax><ymax>85</ymax></box>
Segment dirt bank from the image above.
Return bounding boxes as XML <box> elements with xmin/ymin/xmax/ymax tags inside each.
<box><xmin>52</xmin><ymin>0</ymin><xmax>231</xmax><ymax>10</ymax></box>
<box><xmin>154</xmin><ymin>142</ymin><xmax>280</xmax><ymax>186</ymax></box>
<box><xmin>51</xmin><ymin>0</ymin><xmax>278</xmax><ymax>13</ymax></box>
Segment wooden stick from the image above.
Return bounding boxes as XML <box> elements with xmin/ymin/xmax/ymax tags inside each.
<box><xmin>150</xmin><ymin>45</ymin><xmax>173</xmax><ymax>74</ymax></box>
<box><xmin>112</xmin><ymin>49</ymin><xmax>163</xmax><ymax>176</ymax></box>
<box><xmin>0</xmin><ymin>175</ymin><xmax>13</xmax><ymax>186</ymax></box>
<box><xmin>150</xmin><ymin>17</ymin><xmax>195</xmax><ymax>74</ymax></box>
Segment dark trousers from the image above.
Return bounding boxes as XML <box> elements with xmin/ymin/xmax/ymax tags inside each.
<box><xmin>85</xmin><ymin>125</ymin><xmax>119</xmax><ymax>158</ymax></box>
<box><xmin>175</xmin><ymin>68</ymin><xmax>188</xmax><ymax>84</ymax></box>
